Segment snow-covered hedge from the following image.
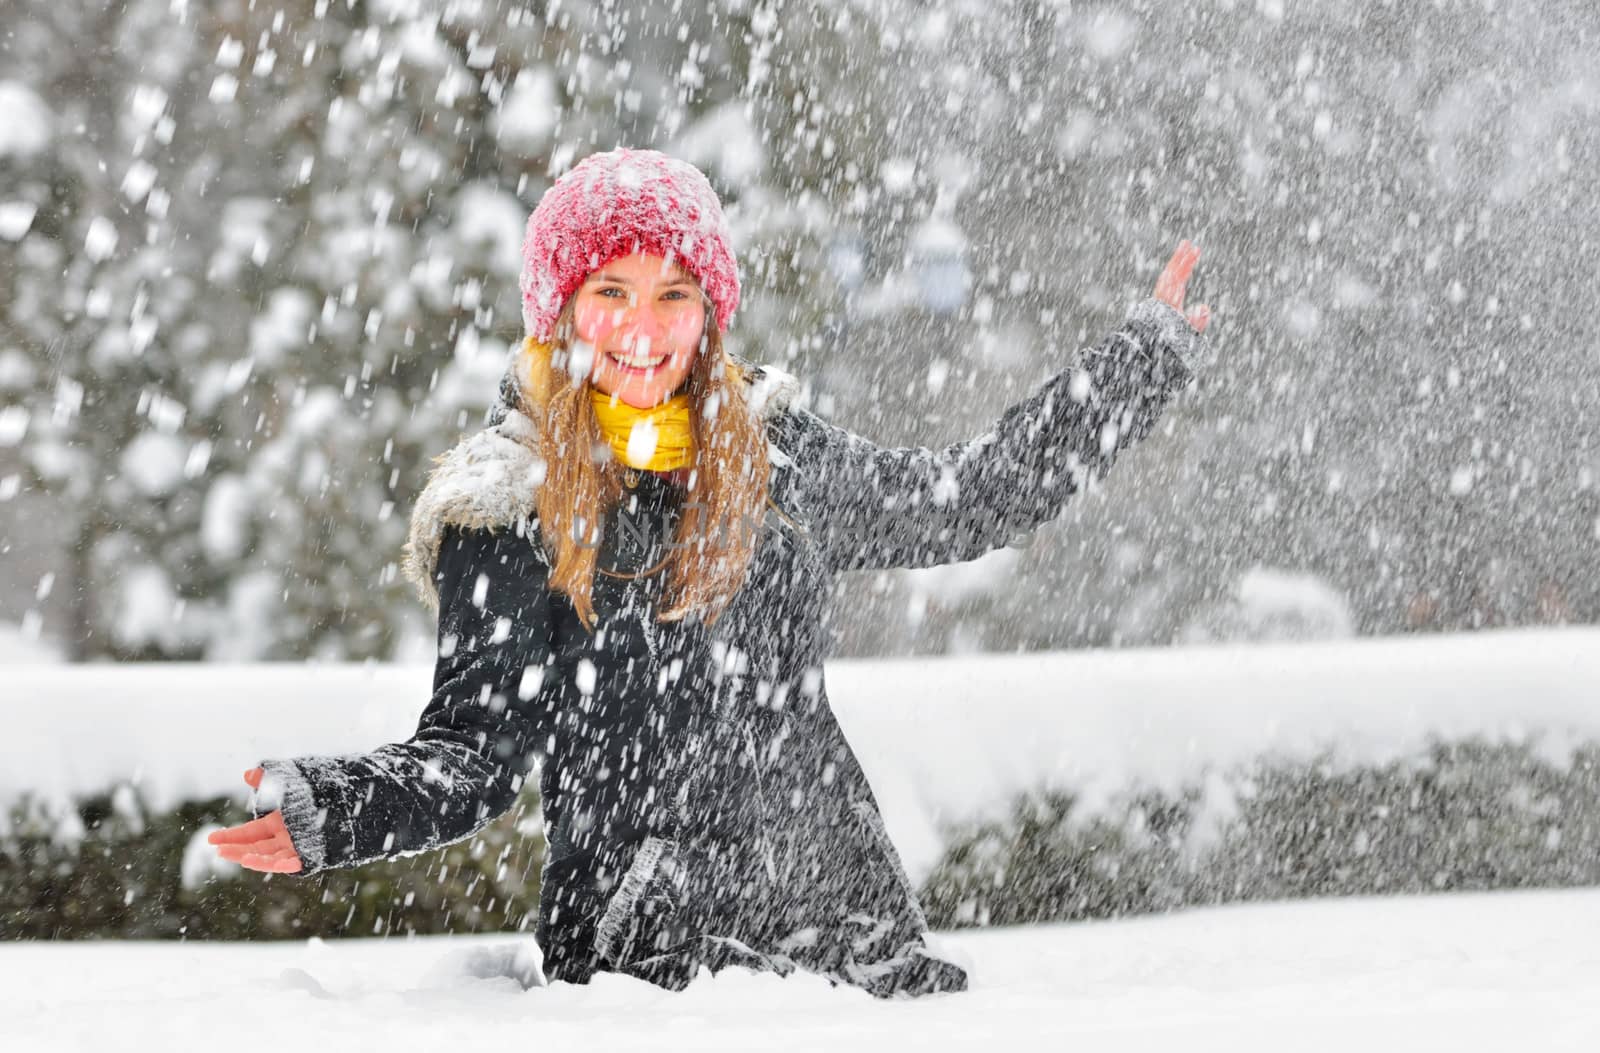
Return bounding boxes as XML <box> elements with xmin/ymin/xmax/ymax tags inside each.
<box><xmin>922</xmin><ymin>739</ymin><xmax>1600</xmax><ymax>927</ymax></box>
<box><xmin>5</xmin><ymin>629</ymin><xmax>1598</xmax><ymax>939</ymax></box>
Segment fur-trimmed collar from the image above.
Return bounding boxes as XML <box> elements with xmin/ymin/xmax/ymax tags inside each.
<box><xmin>400</xmin><ymin>353</ymin><xmax>803</xmax><ymax>614</ymax></box>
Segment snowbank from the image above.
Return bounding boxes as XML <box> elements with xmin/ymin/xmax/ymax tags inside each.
<box><xmin>832</xmin><ymin>627</ymin><xmax>1600</xmax><ymax>878</ymax></box>
<box><xmin>7</xmin><ymin>628</ymin><xmax>1599</xmax><ymax>881</ymax></box>
<box><xmin>2</xmin><ymin>889</ymin><xmax>1598</xmax><ymax>1051</ymax></box>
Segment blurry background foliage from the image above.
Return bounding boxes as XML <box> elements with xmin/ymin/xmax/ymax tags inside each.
<box><xmin>1</xmin><ymin>0</ymin><xmax>1597</xmax><ymax>662</ymax></box>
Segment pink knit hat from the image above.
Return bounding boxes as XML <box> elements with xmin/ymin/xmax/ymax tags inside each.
<box><xmin>518</xmin><ymin>148</ymin><xmax>741</xmax><ymax>343</ymax></box>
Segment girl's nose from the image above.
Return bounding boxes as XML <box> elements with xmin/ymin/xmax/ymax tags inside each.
<box><xmin>619</xmin><ymin>301</ymin><xmax>668</xmax><ymax>343</ymax></box>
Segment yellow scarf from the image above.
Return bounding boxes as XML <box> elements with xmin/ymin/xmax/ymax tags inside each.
<box><xmin>588</xmin><ymin>388</ymin><xmax>696</xmax><ymax>471</ymax></box>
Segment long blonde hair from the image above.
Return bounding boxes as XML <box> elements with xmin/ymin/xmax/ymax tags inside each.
<box><xmin>516</xmin><ymin>294</ymin><xmax>771</xmax><ymax>630</ymax></box>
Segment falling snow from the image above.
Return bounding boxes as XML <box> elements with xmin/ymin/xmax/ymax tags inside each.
<box><xmin>2</xmin><ymin>0</ymin><xmax>1599</xmax><ymax>1033</ymax></box>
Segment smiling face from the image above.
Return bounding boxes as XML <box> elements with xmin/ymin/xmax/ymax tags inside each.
<box><xmin>573</xmin><ymin>251</ymin><xmax>709</xmax><ymax>409</ymax></box>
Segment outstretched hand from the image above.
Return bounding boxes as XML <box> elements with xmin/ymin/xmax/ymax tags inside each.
<box><xmin>1155</xmin><ymin>239</ymin><xmax>1211</xmax><ymax>333</ymax></box>
<box><xmin>206</xmin><ymin>767</ymin><xmax>303</xmax><ymax>873</ymax></box>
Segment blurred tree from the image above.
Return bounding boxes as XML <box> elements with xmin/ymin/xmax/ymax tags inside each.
<box><xmin>1</xmin><ymin>0</ymin><xmax>1596</xmax><ymax>661</ymax></box>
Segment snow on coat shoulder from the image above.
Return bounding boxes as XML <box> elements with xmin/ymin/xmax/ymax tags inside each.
<box><xmin>400</xmin><ymin>408</ymin><xmax>548</xmax><ymax>616</ymax></box>
<box><xmin>399</xmin><ymin>353</ymin><xmax>802</xmax><ymax>615</ymax></box>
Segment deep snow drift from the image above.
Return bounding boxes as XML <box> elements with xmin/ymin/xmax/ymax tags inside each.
<box><xmin>3</xmin><ymin>889</ymin><xmax>1597</xmax><ymax>1051</ymax></box>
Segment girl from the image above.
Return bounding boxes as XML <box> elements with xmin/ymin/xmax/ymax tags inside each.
<box><xmin>209</xmin><ymin>147</ymin><xmax>1212</xmax><ymax>998</ymax></box>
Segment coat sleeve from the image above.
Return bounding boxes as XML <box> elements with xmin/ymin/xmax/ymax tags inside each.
<box><xmin>249</xmin><ymin>522</ymin><xmax>557</xmax><ymax>876</ymax></box>
<box><xmin>768</xmin><ymin>297</ymin><xmax>1210</xmax><ymax>573</ymax></box>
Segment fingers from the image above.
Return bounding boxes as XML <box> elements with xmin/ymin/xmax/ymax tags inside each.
<box><xmin>213</xmin><ymin>831</ymin><xmax>289</xmax><ymax>859</ymax></box>
<box><xmin>1154</xmin><ymin>244</ymin><xmax>1184</xmax><ymax>304</ymax></box>
<box><xmin>1187</xmin><ymin>304</ymin><xmax>1211</xmax><ymax>333</ymax></box>
<box><xmin>241</xmin><ymin>846</ymin><xmax>301</xmax><ymax>872</ymax></box>
<box><xmin>244</xmin><ymin>845</ymin><xmax>302</xmax><ymax>873</ymax></box>
<box><xmin>1155</xmin><ymin>239</ymin><xmax>1202</xmax><ymax>308</ymax></box>
<box><xmin>209</xmin><ymin>791</ymin><xmax>302</xmax><ymax>873</ymax></box>
<box><xmin>220</xmin><ymin>846</ymin><xmax>303</xmax><ymax>873</ymax></box>
<box><xmin>1156</xmin><ymin>240</ymin><xmax>1198</xmax><ymax>304</ymax></box>
<box><xmin>214</xmin><ymin>837</ymin><xmax>301</xmax><ymax>867</ymax></box>
<box><xmin>207</xmin><ymin>812</ymin><xmax>284</xmax><ymax>845</ymax></box>
<box><xmin>213</xmin><ymin>843</ymin><xmax>262</xmax><ymax>863</ymax></box>
<box><xmin>243</xmin><ymin>767</ymin><xmax>264</xmax><ymax>790</ymax></box>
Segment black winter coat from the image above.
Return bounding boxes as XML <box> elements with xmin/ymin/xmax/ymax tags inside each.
<box><xmin>250</xmin><ymin>297</ymin><xmax>1209</xmax><ymax>997</ymax></box>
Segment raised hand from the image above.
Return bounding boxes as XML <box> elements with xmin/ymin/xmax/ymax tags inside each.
<box><xmin>206</xmin><ymin>767</ymin><xmax>303</xmax><ymax>873</ymax></box>
<box><xmin>1155</xmin><ymin>239</ymin><xmax>1211</xmax><ymax>333</ymax></box>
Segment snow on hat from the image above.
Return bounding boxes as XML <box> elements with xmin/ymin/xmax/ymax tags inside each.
<box><xmin>518</xmin><ymin>147</ymin><xmax>741</xmax><ymax>343</ymax></box>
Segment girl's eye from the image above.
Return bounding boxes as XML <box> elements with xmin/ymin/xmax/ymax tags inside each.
<box><xmin>591</xmin><ymin>286</ymin><xmax>693</xmax><ymax>302</ymax></box>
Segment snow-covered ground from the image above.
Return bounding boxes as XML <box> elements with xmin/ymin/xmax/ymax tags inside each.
<box><xmin>4</xmin><ymin>889</ymin><xmax>1597</xmax><ymax>1051</ymax></box>
<box><xmin>6</xmin><ymin>630</ymin><xmax>1598</xmax><ymax>1047</ymax></box>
